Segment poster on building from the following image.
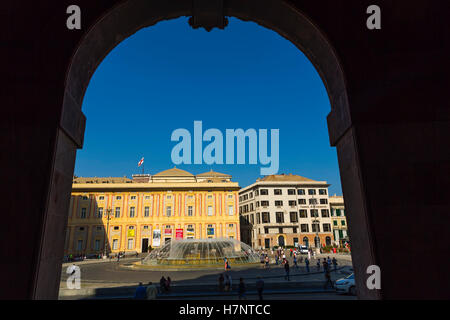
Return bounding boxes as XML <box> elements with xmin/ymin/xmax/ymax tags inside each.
<box><xmin>152</xmin><ymin>229</ymin><xmax>161</xmax><ymax>247</ymax></box>
<box><xmin>207</xmin><ymin>227</ymin><xmax>215</xmax><ymax>236</ymax></box>
<box><xmin>127</xmin><ymin>228</ymin><xmax>135</xmax><ymax>237</ymax></box>
<box><xmin>164</xmin><ymin>228</ymin><xmax>172</xmax><ymax>235</ymax></box>
<box><xmin>175</xmin><ymin>229</ymin><xmax>183</xmax><ymax>240</ymax></box>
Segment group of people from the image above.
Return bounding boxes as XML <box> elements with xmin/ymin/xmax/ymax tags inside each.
<box><xmin>159</xmin><ymin>276</ymin><xmax>172</xmax><ymax>293</ymax></box>
<box><xmin>134</xmin><ymin>281</ymin><xmax>158</xmax><ymax>300</ymax></box>
<box><xmin>217</xmin><ymin>275</ymin><xmax>265</xmax><ymax>300</ymax></box>
<box><xmin>218</xmin><ymin>273</ymin><xmax>233</xmax><ymax>292</ymax></box>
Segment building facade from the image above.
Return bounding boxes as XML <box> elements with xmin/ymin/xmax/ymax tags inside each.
<box><xmin>329</xmin><ymin>195</ymin><xmax>349</xmax><ymax>246</ymax></box>
<box><xmin>239</xmin><ymin>174</ymin><xmax>333</xmax><ymax>250</ymax></box>
<box><xmin>65</xmin><ymin>168</ymin><xmax>240</xmax><ymax>256</ymax></box>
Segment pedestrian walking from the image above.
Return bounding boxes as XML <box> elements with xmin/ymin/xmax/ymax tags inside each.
<box><xmin>238</xmin><ymin>278</ymin><xmax>246</xmax><ymax>300</ymax></box>
<box><xmin>305</xmin><ymin>257</ymin><xmax>310</xmax><ymax>272</ymax></box>
<box><xmin>332</xmin><ymin>257</ymin><xmax>338</xmax><ymax>272</ymax></box>
<box><xmin>327</xmin><ymin>256</ymin><xmax>332</xmax><ymax>268</ymax></box>
<box><xmin>256</xmin><ymin>277</ymin><xmax>264</xmax><ymax>300</ymax></box>
<box><xmin>265</xmin><ymin>255</ymin><xmax>270</xmax><ymax>268</ymax></box>
<box><xmin>322</xmin><ymin>259</ymin><xmax>328</xmax><ymax>273</ymax></box>
<box><xmin>323</xmin><ymin>267</ymin><xmax>334</xmax><ymax>289</ymax></box>
<box><xmin>293</xmin><ymin>255</ymin><xmax>298</xmax><ymax>269</ymax></box>
<box><xmin>219</xmin><ymin>274</ymin><xmax>225</xmax><ymax>291</ymax></box>
<box><xmin>284</xmin><ymin>260</ymin><xmax>290</xmax><ymax>281</ymax></box>
<box><xmin>159</xmin><ymin>276</ymin><xmax>167</xmax><ymax>293</ymax></box>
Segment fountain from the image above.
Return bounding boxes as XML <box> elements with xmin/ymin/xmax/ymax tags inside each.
<box><xmin>141</xmin><ymin>238</ymin><xmax>260</xmax><ymax>268</ymax></box>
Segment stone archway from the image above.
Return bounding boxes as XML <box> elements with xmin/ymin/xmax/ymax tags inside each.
<box><xmin>46</xmin><ymin>0</ymin><xmax>375</xmax><ymax>299</ymax></box>
<box><xmin>11</xmin><ymin>0</ymin><xmax>384</xmax><ymax>300</ymax></box>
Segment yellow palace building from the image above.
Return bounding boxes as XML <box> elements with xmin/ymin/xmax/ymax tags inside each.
<box><xmin>64</xmin><ymin>168</ymin><xmax>240</xmax><ymax>256</ymax></box>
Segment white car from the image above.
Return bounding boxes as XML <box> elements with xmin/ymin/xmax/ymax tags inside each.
<box><xmin>298</xmin><ymin>245</ymin><xmax>309</xmax><ymax>254</ymax></box>
<box><xmin>335</xmin><ymin>273</ymin><xmax>357</xmax><ymax>295</ymax></box>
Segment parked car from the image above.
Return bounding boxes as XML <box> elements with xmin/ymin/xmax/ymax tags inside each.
<box><xmin>298</xmin><ymin>245</ymin><xmax>308</xmax><ymax>254</ymax></box>
<box><xmin>335</xmin><ymin>273</ymin><xmax>356</xmax><ymax>295</ymax></box>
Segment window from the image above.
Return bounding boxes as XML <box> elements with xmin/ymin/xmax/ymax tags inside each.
<box><xmin>262</xmin><ymin>212</ymin><xmax>270</xmax><ymax>223</ymax></box>
<box><xmin>112</xmin><ymin>239</ymin><xmax>119</xmax><ymax>250</ymax></box>
<box><xmin>249</xmin><ymin>192</ymin><xmax>253</xmax><ymax>198</ymax></box>
<box><xmin>228</xmin><ymin>205</ymin><xmax>234</xmax><ymax>216</ymax></box>
<box><xmin>79</xmin><ymin>227</ymin><xmax>84</xmax><ymax>231</ymax></box>
<box><xmin>288</xmin><ymin>189</ymin><xmax>296</xmax><ymax>195</ymax></box>
<box><xmin>250</xmin><ymin>214</ymin><xmax>254</xmax><ymax>224</ymax></box>
<box><xmin>99</xmin><ymin>196</ymin><xmax>104</xmax><ymax>200</ymax></box>
<box><xmin>260</xmin><ymin>189</ymin><xmax>268</xmax><ymax>195</ymax></box>
<box><xmin>97</xmin><ymin>207</ymin><xmax>103</xmax><ymax>218</ymax></box>
<box><xmin>261</xmin><ymin>201</ymin><xmax>269</xmax><ymax>207</ymax></box>
<box><xmin>166</xmin><ymin>207</ymin><xmax>172</xmax><ymax>217</ymax></box>
<box><xmin>293</xmin><ymin>227</ymin><xmax>297</xmax><ymax>233</ymax></box>
<box><xmin>77</xmin><ymin>240</ymin><xmax>83</xmax><ymax>251</ymax></box>
<box><xmin>333</xmin><ymin>220</ymin><xmax>338</xmax><ymax>226</ymax></box>
<box><xmin>336</xmin><ymin>209</ymin><xmax>341</xmax><ymax>217</ymax></box>
<box><xmin>299</xmin><ymin>210</ymin><xmax>308</xmax><ymax>218</ymax></box>
<box><xmin>82</xmin><ymin>196</ymin><xmax>88</xmax><ymax>200</ymax></box>
<box><xmin>275</xmin><ymin>200</ymin><xmax>283</xmax><ymax>207</ymax></box>
<box><xmin>256</xmin><ymin>201</ymin><xmax>260</xmax><ymax>207</ymax></box>
<box><xmin>144</xmin><ymin>206</ymin><xmax>150</xmax><ymax>217</ymax></box>
<box><xmin>130</xmin><ymin>196</ymin><xmax>136</xmax><ymax>200</ymax></box>
<box><xmin>129</xmin><ymin>207</ymin><xmax>135</xmax><ymax>218</ymax></box>
<box><xmin>257</xmin><ymin>213</ymin><xmax>261</xmax><ymax>224</ymax></box>
<box><xmin>96</xmin><ymin>226</ymin><xmax>102</xmax><ymax>231</ymax></box>
<box><xmin>274</xmin><ymin>189</ymin><xmax>282</xmax><ymax>195</ymax></box>
<box><xmin>310</xmin><ymin>209</ymin><xmax>319</xmax><ymax>218</ymax></box>
<box><xmin>342</xmin><ymin>220</ymin><xmax>346</xmax><ymax>226</ymax></box>
<box><xmin>323</xmin><ymin>223</ymin><xmax>331</xmax><ymax>232</ymax></box>
<box><xmin>116</xmin><ymin>196</ymin><xmax>122</xmax><ymax>200</ymax></box>
<box><xmin>249</xmin><ymin>203</ymin><xmax>253</xmax><ymax>211</ymax></box>
<box><xmin>208</xmin><ymin>206</ymin><xmax>213</xmax><ymax>216</ymax></box>
<box><xmin>188</xmin><ymin>206</ymin><xmax>193</xmax><ymax>216</ymax></box>
<box><xmin>319</xmin><ymin>189</ymin><xmax>327</xmax><ymax>195</ymax></box>
<box><xmin>127</xmin><ymin>238</ymin><xmax>134</xmax><ymax>250</ymax></box>
<box><xmin>309</xmin><ymin>198</ymin><xmax>318</xmax><ymax>205</ymax></box>
<box><xmin>276</xmin><ymin>212</ymin><xmax>284</xmax><ymax>223</ymax></box>
<box><xmin>321</xmin><ymin>209</ymin><xmax>330</xmax><ymax>217</ymax></box>
<box><xmin>297</xmin><ymin>189</ymin><xmax>305</xmax><ymax>195</ymax></box>
<box><xmin>320</xmin><ymin>198</ymin><xmax>328</xmax><ymax>204</ymax></box>
<box><xmin>312</xmin><ymin>223</ymin><xmax>320</xmax><ymax>233</ymax></box>
<box><xmin>94</xmin><ymin>240</ymin><xmax>100</xmax><ymax>251</ymax></box>
<box><xmin>115</xmin><ymin>207</ymin><xmax>120</xmax><ymax>218</ymax></box>
<box><xmin>298</xmin><ymin>199</ymin><xmax>306</xmax><ymax>205</ymax></box>
<box><xmin>145</xmin><ymin>195</ymin><xmax>151</xmax><ymax>200</ymax></box>
<box><xmin>301</xmin><ymin>224</ymin><xmax>309</xmax><ymax>232</ymax></box>
<box><xmin>113</xmin><ymin>226</ymin><xmax>119</xmax><ymax>230</ymax></box>
<box><xmin>308</xmin><ymin>189</ymin><xmax>316</xmax><ymax>195</ymax></box>
<box><xmin>143</xmin><ymin>226</ymin><xmax>149</xmax><ymax>229</ymax></box>
<box><xmin>255</xmin><ymin>190</ymin><xmax>259</xmax><ymax>196</ymax></box>
<box><xmin>207</xmin><ymin>195</ymin><xmax>213</xmax><ymax>199</ymax></box>
<box><xmin>339</xmin><ymin>230</ymin><xmax>344</xmax><ymax>238</ymax></box>
<box><xmin>228</xmin><ymin>194</ymin><xmax>233</xmax><ymax>199</ymax></box>
<box><xmin>289</xmin><ymin>212</ymin><xmax>298</xmax><ymax>223</ymax></box>
<box><xmin>264</xmin><ymin>227</ymin><xmax>269</xmax><ymax>234</ymax></box>
<box><xmin>167</xmin><ymin>195</ymin><xmax>172</xmax><ymax>199</ymax></box>
<box><xmin>288</xmin><ymin>200</ymin><xmax>296</xmax><ymax>206</ymax></box>
<box><xmin>80</xmin><ymin>208</ymin><xmax>86</xmax><ymax>218</ymax></box>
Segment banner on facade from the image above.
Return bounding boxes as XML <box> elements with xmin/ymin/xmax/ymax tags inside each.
<box><xmin>152</xmin><ymin>229</ymin><xmax>161</xmax><ymax>247</ymax></box>
<box><xmin>207</xmin><ymin>227</ymin><xmax>214</xmax><ymax>236</ymax></box>
<box><xmin>175</xmin><ymin>229</ymin><xmax>183</xmax><ymax>240</ymax></box>
<box><xmin>127</xmin><ymin>228</ymin><xmax>135</xmax><ymax>237</ymax></box>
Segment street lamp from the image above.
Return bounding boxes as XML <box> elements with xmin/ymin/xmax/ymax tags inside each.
<box><xmin>103</xmin><ymin>207</ymin><xmax>113</xmax><ymax>257</ymax></box>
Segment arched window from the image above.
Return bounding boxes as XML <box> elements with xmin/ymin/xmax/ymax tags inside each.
<box><xmin>325</xmin><ymin>236</ymin><xmax>331</xmax><ymax>246</ymax></box>
<box><xmin>303</xmin><ymin>237</ymin><xmax>309</xmax><ymax>247</ymax></box>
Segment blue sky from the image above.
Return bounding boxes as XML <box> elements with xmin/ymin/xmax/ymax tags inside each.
<box><xmin>76</xmin><ymin>17</ymin><xmax>342</xmax><ymax>195</ymax></box>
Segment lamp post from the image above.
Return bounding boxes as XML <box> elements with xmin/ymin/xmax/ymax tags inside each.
<box><xmin>103</xmin><ymin>208</ymin><xmax>113</xmax><ymax>258</ymax></box>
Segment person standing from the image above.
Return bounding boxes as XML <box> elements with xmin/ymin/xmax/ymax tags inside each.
<box><xmin>284</xmin><ymin>260</ymin><xmax>290</xmax><ymax>281</ymax></box>
<box><xmin>159</xmin><ymin>276</ymin><xmax>167</xmax><ymax>293</ymax></box>
<box><xmin>134</xmin><ymin>282</ymin><xmax>147</xmax><ymax>300</ymax></box>
<box><xmin>238</xmin><ymin>278</ymin><xmax>246</xmax><ymax>300</ymax></box>
<box><xmin>293</xmin><ymin>255</ymin><xmax>298</xmax><ymax>269</ymax></box>
<box><xmin>316</xmin><ymin>259</ymin><xmax>321</xmax><ymax>271</ymax></box>
<box><xmin>327</xmin><ymin>256</ymin><xmax>332</xmax><ymax>268</ymax></box>
<box><xmin>256</xmin><ymin>277</ymin><xmax>264</xmax><ymax>300</ymax></box>
<box><xmin>265</xmin><ymin>255</ymin><xmax>269</xmax><ymax>269</ymax></box>
<box><xmin>146</xmin><ymin>282</ymin><xmax>158</xmax><ymax>300</ymax></box>
<box><xmin>305</xmin><ymin>257</ymin><xmax>310</xmax><ymax>273</ymax></box>
<box><xmin>322</xmin><ymin>259</ymin><xmax>328</xmax><ymax>274</ymax></box>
